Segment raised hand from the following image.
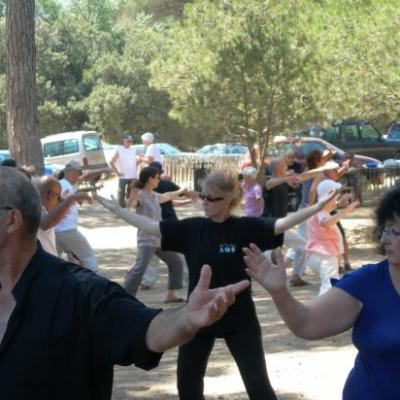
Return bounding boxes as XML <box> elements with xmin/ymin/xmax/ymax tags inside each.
<box><xmin>186</xmin><ymin>265</ymin><xmax>249</xmax><ymax>329</ymax></box>
<box><xmin>243</xmin><ymin>243</ymin><xmax>286</xmax><ymax>294</ymax></box>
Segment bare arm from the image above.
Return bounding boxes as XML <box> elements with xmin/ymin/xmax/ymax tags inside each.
<box><xmin>274</xmin><ymin>187</ymin><xmax>339</xmax><ymax>234</ymax></box>
<box><xmin>40</xmin><ymin>192</ymin><xmax>91</xmax><ymax>230</ymax></box>
<box><xmin>159</xmin><ymin>188</ymin><xmax>187</xmax><ymax>204</ymax></box>
<box><xmin>243</xmin><ymin>244</ymin><xmax>362</xmax><ymax>340</ymax></box>
<box><xmin>109</xmin><ymin>151</ymin><xmax>122</xmax><ymax>177</ymax></box>
<box><xmin>265</xmin><ymin>175</ymin><xmax>299</xmax><ymax>190</ymax></box>
<box><xmin>95</xmin><ymin>194</ymin><xmax>161</xmax><ymax>237</ymax></box>
<box><xmin>320</xmin><ymin>200</ymin><xmax>360</xmax><ymax>228</ymax></box>
<box><xmin>146</xmin><ymin>265</ymin><xmax>249</xmax><ymax>352</ymax></box>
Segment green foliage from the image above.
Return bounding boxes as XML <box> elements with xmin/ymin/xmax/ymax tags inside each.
<box><xmin>1</xmin><ymin>0</ymin><xmax>399</xmax><ymax>152</ymax></box>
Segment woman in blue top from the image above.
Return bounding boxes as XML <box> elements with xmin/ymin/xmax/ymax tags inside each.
<box><xmin>243</xmin><ymin>187</ymin><xmax>400</xmax><ymax>400</ymax></box>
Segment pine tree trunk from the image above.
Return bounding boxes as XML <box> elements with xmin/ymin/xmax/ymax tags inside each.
<box><xmin>5</xmin><ymin>0</ymin><xmax>43</xmax><ymax>172</ymax></box>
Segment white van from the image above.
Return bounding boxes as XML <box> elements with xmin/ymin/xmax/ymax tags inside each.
<box><xmin>41</xmin><ymin>131</ymin><xmax>110</xmax><ymax>179</ymax></box>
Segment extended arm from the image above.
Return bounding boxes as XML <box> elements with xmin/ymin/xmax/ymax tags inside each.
<box><xmin>40</xmin><ymin>192</ymin><xmax>91</xmax><ymax>230</ymax></box>
<box><xmin>243</xmin><ymin>244</ymin><xmax>362</xmax><ymax>340</ymax></box>
<box><xmin>320</xmin><ymin>200</ymin><xmax>360</xmax><ymax>228</ymax></box>
<box><xmin>265</xmin><ymin>175</ymin><xmax>299</xmax><ymax>190</ymax></box>
<box><xmin>146</xmin><ymin>265</ymin><xmax>249</xmax><ymax>352</ymax></box>
<box><xmin>95</xmin><ymin>194</ymin><xmax>161</xmax><ymax>237</ymax></box>
<box><xmin>159</xmin><ymin>188</ymin><xmax>187</xmax><ymax>204</ymax></box>
<box><xmin>274</xmin><ymin>187</ymin><xmax>339</xmax><ymax>234</ymax></box>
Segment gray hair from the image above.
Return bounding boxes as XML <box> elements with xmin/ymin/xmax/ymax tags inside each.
<box><xmin>0</xmin><ymin>166</ymin><xmax>42</xmax><ymax>236</ymax></box>
<box><xmin>141</xmin><ymin>132</ymin><xmax>154</xmax><ymax>143</ymax></box>
<box><xmin>33</xmin><ymin>175</ymin><xmax>60</xmax><ymax>198</ymax></box>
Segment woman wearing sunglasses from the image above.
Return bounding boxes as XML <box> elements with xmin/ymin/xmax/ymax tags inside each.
<box><xmin>96</xmin><ymin>169</ymin><xmax>337</xmax><ymax>400</ymax></box>
<box><xmin>243</xmin><ymin>187</ymin><xmax>400</xmax><ymax>400</ymax></box>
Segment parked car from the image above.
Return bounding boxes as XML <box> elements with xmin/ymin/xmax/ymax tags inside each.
<box><xmin>132</xmin><ymin>142</ymin><xmax>183</xmax><ymax>156</ymax></box>
<box><xmin>197</xmin><ymin>143</ymin><xmax>248</xmax><ymax>155</ymax></box>
<box><xmin>102</xmin><ymin>142</ymin><xmax>119</xmax><ymax>166</ymax></box>
<box><xmin>309</xmin><ymin>119</ymin><xmax>400</xmax><ymax>161</ymax></box>
<box><xmin>0</xmin><ymin>149</ymin><xmax>10</xmax><ymax>163</ymax></box>
<box><xmin>41</xmin><ymin>131</ymin><xmax>110</xmax><ymax>181</ymax></box>
<box><xmin>0</xmin><ymin>149</ymin><xmax>64</xmax><ymax>175</ymax></box>
<box><xmin>387</xmin><ymin>120</ymin><xmax>400</xmax><ymax>140</ymax></box>
<box><xmin>271</xmin><ymin>136</ymin><xmax>381</xmax><ymax>170</ymax></box>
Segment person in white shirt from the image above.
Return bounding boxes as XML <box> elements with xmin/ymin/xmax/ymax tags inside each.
<box><xmin>54</xmin><ymin>160</ymin><xmax>97</xmax><ymax>272</ymax></box>
<box><xmin>36</xmin><ymin>176</ymin><xmax>92</xmax><ymax>257</ymax></box>
<box><xmin>141</xmin><ymin>132</ymin><xmax>162</xmax><ymax>165</ymax></box>
<box><xmin>110</xmin><ymin>132</ymin><xmax>140</xmax><ymax>208</ymax></box>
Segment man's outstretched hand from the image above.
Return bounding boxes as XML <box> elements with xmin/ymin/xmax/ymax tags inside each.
<box><xmin>146</xmin><ymin>265</ymin><xmax>250</xmax><ymax>353</ymax></box>
<box><xmin>185</xmin><ymin>265</ymin><xmax>249</xmax><ymax>330</ymax></box>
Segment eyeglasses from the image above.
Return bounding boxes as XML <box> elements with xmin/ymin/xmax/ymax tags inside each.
<box><xmin>380</xmin><ymin>227</ymin><xmax>400</xmax><ymax>238</ymax></box>
<box><xmin>199</xmin><ymin>193</ymin><xmax>224</xmax><ymax>202</ymax></box>
<box><xmin>48</xmin><ymin>190</ymin><xmax>62</xmax><ymax>201</ymax></box>
<box><xmin>0</xmin><ymin>206</ymin><xmax>13</xmax><ymax>211</ymax></box>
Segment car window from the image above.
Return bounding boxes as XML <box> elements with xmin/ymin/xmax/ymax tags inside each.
<box><xmin>324</xmin><ymin>128</ymin><xmax>338</xmax><ymax>142</ymax></box>
<box><xmin>83</xmin><ymin>135</ymin><xmax>102</xmax><ymax>151</ymax></box>
<box><xmin>300</xmin><ymin>142</ymin><xmax>326</xmax><ymax>156</ymax></box>
<box><xmin>62</xmin><ymin>139</ymin><xmax>79</xmax><ymax>155</ymax></box>
<box><xmin>43</xmin><ymin>142</ymin><xmax>62</xmax><ymax>157</ymax></box>
<box><xmin>343</xmin><ymin>126</ymin><xmax>359</xmax><ymax>141</ymax></box>
<box><xmin>389</xmin><ymin>125</ymin><xmax>400</xmax><ymax>140</ymax></box>
<box><xmin>360</xmin><ymin>124</ymin><xmax>379</xmax><ymax>140</ymax></box>
<box><xmin>0</xmin><ymin>151</ymin><xmax>10</xmax><ymax>162</ymax></box>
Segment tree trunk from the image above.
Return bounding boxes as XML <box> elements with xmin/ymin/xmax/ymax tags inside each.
<box><xmin>6</xmin><ymin>0</ymin><xmax>43</xmax><ymax>173</ymax></box>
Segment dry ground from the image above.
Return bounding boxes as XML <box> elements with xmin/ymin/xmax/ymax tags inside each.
<box><xmin>77</xmin><ymin>179</ymin><xmax>385</xmax><ymax>400</ymax></box>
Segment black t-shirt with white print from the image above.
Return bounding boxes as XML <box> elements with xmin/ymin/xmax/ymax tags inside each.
<box><xmin>160</xmin><ymin>216</ymin><xmax>283</xmax><ymax>330</ymax></box>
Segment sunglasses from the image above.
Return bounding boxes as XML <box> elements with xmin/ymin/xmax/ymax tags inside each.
<box><xmin>199</xmin><ymin>193</ymin><xmax>224</xmax><ymax>202</ymax></box>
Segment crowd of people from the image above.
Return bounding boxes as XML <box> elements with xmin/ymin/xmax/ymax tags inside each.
<box><xmin>0</xmin><ymin>134</ymin><xmax>399</xmax><ymax>400</ymax></box>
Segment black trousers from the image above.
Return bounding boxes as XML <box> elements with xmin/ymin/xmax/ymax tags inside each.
<box><xmin>118</xmin><ymin>178</ymin><xmax>134</xmax><ymax>208</ymax></box>
<box><xmin>177</xmin><ymin>321</ymin><xmax>276</xmax><ymax>400</ymax></box>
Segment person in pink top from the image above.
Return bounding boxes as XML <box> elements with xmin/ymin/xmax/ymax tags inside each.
<box><xmin>241</xmin><ymin>166</ymin><xmax>264</xmax><ymax>217</ymax></box>
<box><xmin>306</xmin><ymin>179</ymin><xmax>359</xmax><ymax>295</ymax></box>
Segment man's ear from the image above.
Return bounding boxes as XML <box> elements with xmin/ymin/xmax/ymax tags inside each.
<box><xmin>6</xmin><ymin>209</ymin><xmax>24</xmax><ymax>234</ymax></box>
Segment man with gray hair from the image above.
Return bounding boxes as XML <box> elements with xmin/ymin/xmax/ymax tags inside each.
<box><xmin>54</xmin><ymin>160</ymin><xmax>97</xmax><ymax>272</ymax></box>
<box><xmin>140</xmin><ymin>132</ymin><xmax>162</xmax><ymax>165</ymax></box>
<box><xmin>0</xmin><ymin>166</ymin><xmax>249</xmax><ymax>400</ymax></box>
<box><xmin>35</xmin><ymin>176</ymin><xmax>92</xmax><ymax>256</ymax></box>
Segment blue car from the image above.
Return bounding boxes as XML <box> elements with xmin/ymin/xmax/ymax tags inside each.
<box><xmin>0</xmin><ymin>149</ymin><xmax>64</xmax><ymax>175</ymax></box>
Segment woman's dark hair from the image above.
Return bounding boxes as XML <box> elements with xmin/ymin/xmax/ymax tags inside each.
<box><xmin>373</xmin><ymin>187</ymin><xmax>400</xmax><ymax>254</ymax></box>
<box><xmin>306</xmin><ymin>150</ymin><xmax>322</xmax><ymax>170</ymax></box>
<box><xmin>134</xmin><ymin>166</ymin><xmax>159</xmax><ymax>189</ymax></box>
<box><xmin>375</xmin><ymin>187</ymin><xmax>400</xmax><ymax>242</ymax></box>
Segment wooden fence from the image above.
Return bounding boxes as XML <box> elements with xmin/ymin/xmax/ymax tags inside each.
<box><xmin>163</xmin><ymin>153</ymin><xmax>245</xmax><ymax>189</ymax></box>
<box><xmin>162</xmin><ymin>154</ymin><xmax>400</xmax><ymax>192</ymax></box>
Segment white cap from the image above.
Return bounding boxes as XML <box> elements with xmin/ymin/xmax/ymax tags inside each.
<box><xmin>317</xmin><ymin>179</ymin><xmax>341</xmax><ymax>199</ymax></box>
<box><xmin>141</xmin><ymin>132</ymin><xmax>154</xmax><ymax>143</ymax></box>
<box><xmin>324</xmin><ymin>161</ymin><xmax>340</xmax><ymax>170</ymax></box>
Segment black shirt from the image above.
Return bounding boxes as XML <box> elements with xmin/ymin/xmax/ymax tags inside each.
<box><xmin>263</xmin><ymin>183</ymin><xmax>290</xmax><ymax>218</ymax></box>
<box><xmin>160</xmin><ymin>216</ymin><xmax>283</xmax><ymax>330</ymax></box>
<box><xmin>287</xmin><ymin>161</ymin><xmax>303</xmax><ymax>174</ymax></box>
<box><xmin>155</xmin><ymin>179</ymin><xmax>180</xmax><ymax>220</ymax></box>
<box><xmin>0</xmin><ymin>245</ymin><xmax>162</xmax><ymax>400</ymax></box>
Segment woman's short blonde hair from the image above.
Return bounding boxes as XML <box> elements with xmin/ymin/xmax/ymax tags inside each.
<box><xmin>201</xmin><ymin>170</ymin><xmax>243</xmax><ymax>211</ymax></box>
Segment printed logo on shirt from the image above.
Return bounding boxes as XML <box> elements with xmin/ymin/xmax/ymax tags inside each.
<box><xmin>219</xmin><ymin>243</ymin><xmax>237</xmax><ymax>254</ymax></box>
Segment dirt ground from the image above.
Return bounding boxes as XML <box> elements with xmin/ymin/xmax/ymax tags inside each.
<box><xmin>78</xmin><ymin>179</ymin><xmax>385</xmax><ymax>400</ymax></box>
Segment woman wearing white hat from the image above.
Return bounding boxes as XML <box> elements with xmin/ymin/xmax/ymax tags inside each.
<box><xmin>305</xmin><ymin>179</ymin><xmax>359</xmax><ymax>294</ymax></box>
